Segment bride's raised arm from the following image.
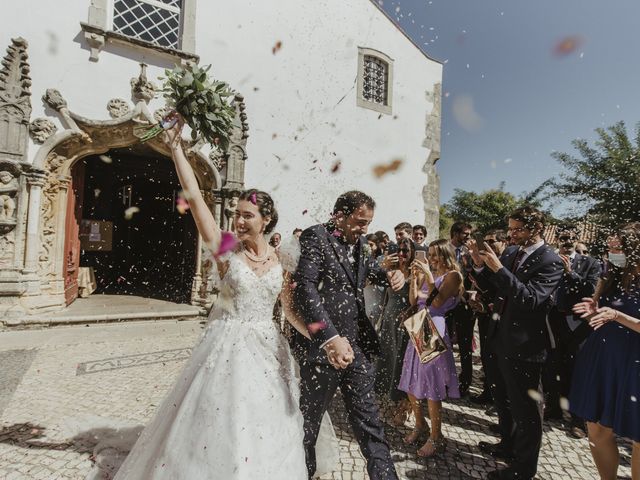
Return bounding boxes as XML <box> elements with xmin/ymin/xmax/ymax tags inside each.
<box><xmin>165</xmin><ymin>118</ymin><xmax>227</xmax><ymax>273</ymax></box>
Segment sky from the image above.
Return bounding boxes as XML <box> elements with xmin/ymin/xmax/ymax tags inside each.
<box><xmin>379</xmin><ymin>0</ymin><xmax>640</xmax><ymax>214</ymax></box>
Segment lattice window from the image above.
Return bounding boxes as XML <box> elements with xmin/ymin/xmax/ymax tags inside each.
<box><xmin>113</xmin><ymin>0</ymin><xmax>182</xmax><ymax>49</ymax></box>
<box><xmin>362</xmin><ymin>55</ymin><xmax>389</xmax><ymax>105</ymax></box>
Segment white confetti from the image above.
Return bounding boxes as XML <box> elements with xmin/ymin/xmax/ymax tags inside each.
<box><xmin>124</xmin><ymin>206</ymin><xmax>140</xmax><ymax>220</ymax></box>
<box><xmin>99</xmin><ymin>155</ymin><xmax>112</xmax><ymax>164</ymax></box>
<box><xmin>527</xmin><ymin>389</ymin><xmax>543</xmax><ymax>402</ymax></box>
<box><xmin>559</xmin><ymin>397</ymin><xmax>570</xmax><ymax>411</ymax></box>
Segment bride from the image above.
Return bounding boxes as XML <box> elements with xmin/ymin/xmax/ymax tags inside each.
<box><xmin>111</xmin><ymin>119</ymin><xmax>335</xmax><ymax>479</ymax></box>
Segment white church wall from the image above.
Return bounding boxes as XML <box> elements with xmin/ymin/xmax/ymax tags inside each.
<box><xmin>1</xmin><ymin>0</ymin><xmax>442</xmax><ymax>237</ymax></box>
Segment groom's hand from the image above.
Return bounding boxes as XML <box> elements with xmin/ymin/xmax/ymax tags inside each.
<box><xmin>324</xmin><ymin>336</ymin><xmax>354</xmax><ymax>369</ymax></box>
<box><xmin>387</xmin><ymin>269</ymin><xmax>405</xmax><ymax>292</ymax></box>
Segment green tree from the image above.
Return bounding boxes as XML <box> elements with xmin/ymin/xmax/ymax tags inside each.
<box><xmin>442</xmin><ymin>182</ymin><xmax>538</xmax><ymax>233</ymax></box>
<box><xmin>549</xmin><ymin>121</ymin><xmax>640</xmax><ymax>232</ymax></box>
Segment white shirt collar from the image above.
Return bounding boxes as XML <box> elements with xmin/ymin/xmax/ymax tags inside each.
<box><xmin>521</xmin><ymin>239</ymin><xmax>545</xmax><ymax>256</ymax></box>
<box><xmin>569</xmin><ymin>251</ymin><xmax>577</xmax><ymax>260</ymax></box>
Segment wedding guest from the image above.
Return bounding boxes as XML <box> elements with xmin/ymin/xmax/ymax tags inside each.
<box><xmin>398</xmin><ymin>239</ymin><xmax>462</xmax><ymax>457</ymax></box>
<box><xmin>269</xmin><ymin>232</ymin><xmax>282</xmax><ymax>250</ymax></box>
<box><xmin>448</xmin><ymin>221</ymin><xmax>474</xmax><ymax>396</ymax></box>
<box><xmin>570</xmin><ymin>222</ymin><xmax>640</xmax><ymax>480</ymax></box>
<box><xmin>375</xmin><ymin>230</ymin><xmax>391</xmax><ymax>253</ymax></box>
<box><xmin>575</xmin><ymin>242</ymin><xmax>589</xmax><ymax>256</ymax></box>
<box><xmin>374</xmin><ymin>237</ymin><xmax>414</xmax><ymax>426</ymax></box>
<box><xmin>412</xmin><ymin>225</ymin><xmax>427</xmax><ymax>248</ymax></box>
<box><xmin>366</xmin><ymin>233</ymin><xmax>380</xmax><ymax>258</ymax></box>
<box><xmin>469</xmin><ymin>206</ymin><xmax>563</xmax><ymax>480</ymax></box>
<box><xmin>394</xmin><ymin>222</ymin><xmax>413</xmax><ymax>243</ymax></box>
<box><xmin>293</xmin><ymin>228</ymin><xmax>303</xmax><ymax>240</ymax></box>
<box><xmin>543</xmin><ymin>227</ymin><xmax>600</xmax><ymax>439</ymax></box>
<box><xmin>468</xmin><ymin>229</ymin><xmax>508</xmax><ymax>405</ymax></box>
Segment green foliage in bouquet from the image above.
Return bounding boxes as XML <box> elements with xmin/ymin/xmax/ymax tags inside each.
<box><xmin>161</xmin><ymin>64</ymin><xmax>236</xmax><ymax>150</ymax></box>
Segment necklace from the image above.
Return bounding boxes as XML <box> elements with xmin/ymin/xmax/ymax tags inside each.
<box><xmin>242</xmin><ymin>244</ymin><xmax>270</xmax><ymax>262</ymax></box>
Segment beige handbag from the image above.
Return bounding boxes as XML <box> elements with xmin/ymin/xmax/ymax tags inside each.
<box><xmin>403</xmin><ymin>306</ymin><xmax>447</xmax><ymax>364</ymax></box>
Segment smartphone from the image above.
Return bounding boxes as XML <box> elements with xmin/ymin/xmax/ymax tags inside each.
<box><xmin>386</xmin><ymin>243</ymin><xmax>399</xmax><ymax>255</ymax></box>
<box><xmin>415</xmin><ymin>250</ymin><xmax>427</xmax><ymax>262</ymax></box>
<box><xmin>474</xmin><ymin>233</ymin><xmax>487</xmax><ymax>251</ymax></box>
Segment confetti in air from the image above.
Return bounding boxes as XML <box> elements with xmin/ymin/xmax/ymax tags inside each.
<box><xmin>176</xmin><ymin>194</ymin><xmax>190</xmax><ymax>215</ymax></box>
<box><xmin>553</xmin><ymin>36</ymin><xmax>583</xmax><ymax>57</ymax></box>
<box><xmin>307</xmin><ymin>322</ymin><xmax>327</xmax><ymax>334</ymax></box>
<box><xmin>527</xmin><ymin>389</ymin><xmax>543</xmax><ymax>402</ymax></box>
<box><xmin>124</xmin><ymin>206</ymin><xmax>139</xmax><ymax>220</ymax></box>
<box><xmin>559</xmin><ymin>397</ymin><xmax>570</xmax><ymax>411</ymax></box>
<box><xmin>330</xmin><ymin>160</ymin><xmax>341</xmax><ymax>173</ymax></box>
<box><xmin>99</xmin><ymin>155</ymin><xmax>113</xmax><ymax>164</ymax></box>
<box><xmin>372</xmin><ymin>159</ymin><xmax>403</xmax><ymax>178</ymax></box>
<box><xmin>215</xmin><ymin>232</ymin><xmax>238</xmax><ymax>257</ymax></box>
<box><xmin>272</xmin><ymin>41</ymin><xmax>283</xmax><ymax>55</ymax></box>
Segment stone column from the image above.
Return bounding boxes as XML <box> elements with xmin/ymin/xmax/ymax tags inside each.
<box><xmin>22</xmin><ymin>170</ymin><xmax>47</xmax><ymax>273</ymax></box>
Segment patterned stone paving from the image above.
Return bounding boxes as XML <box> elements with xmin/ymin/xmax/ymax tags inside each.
<box><xmin>0</xmin><ymin>320</ymin><xmax>633</xmax><ymax>479</ymax></box>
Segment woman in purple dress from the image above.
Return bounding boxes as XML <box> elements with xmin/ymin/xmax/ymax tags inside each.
<box><xmin>398</xmin><ymin>239</ymin><xmax>463</xmax><ymax>457</ymax></box>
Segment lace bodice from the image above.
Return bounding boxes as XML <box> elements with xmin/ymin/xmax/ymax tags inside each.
<box><xmin>211</xmin><ymin>253</ymin><xmax>283</xmax><ymax>324</ymax></box>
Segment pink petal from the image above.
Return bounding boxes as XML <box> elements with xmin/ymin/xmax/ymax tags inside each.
<box><xmin>249</xmin><ymin>192</ymin><xmax>258</xmax><ymax>205</ymax></box>
<box><xmin>307</xmin><ymin>321</ymin><xmax>327</xmax><ymax>334</ymax></box>
<box><xmin>216</xmin><ymin>232</ymin><xmax>238</xmax><ymax>257</ymax></box>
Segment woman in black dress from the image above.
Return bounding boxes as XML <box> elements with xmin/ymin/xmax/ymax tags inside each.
<box><xmin>571</xmin><ymin>222</ymin><xmax>640</xmax><ymax>480</ymax></box>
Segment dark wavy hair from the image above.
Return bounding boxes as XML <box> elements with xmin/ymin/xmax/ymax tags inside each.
<box><xmin>602</xmin><ymin>222</ymin><xmax>640</xmax><ymax>295</ymax></box>
<box><xmin>238</xmin><ymin>189</ymin><xmax>278</xmax><ymax>235</ymax></box>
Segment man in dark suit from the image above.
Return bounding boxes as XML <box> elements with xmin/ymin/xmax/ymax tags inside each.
<box><xmin>469</xmin><ymin>206</ymin><xmax>563</xmax><ymax>480</ymax></box>
<box><xmin>293</xmin><ymin>191</ymin><xmax>404</xmax><ymax>480</ymax></box>
<box><xmin>543</xmin><ymin>229</ymin><xmax>601</xmax><ymax>437</ymax></box>
<box><xmin>449</xmin><ymin>221</ymin><xmax>475</xmax><ymax>395</ymax></box>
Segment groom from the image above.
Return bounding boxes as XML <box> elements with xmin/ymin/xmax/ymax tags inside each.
<box><xmin>293</xmin><ymin>191</ymin><xmax>403</xmax><ymax>480</ymax></box>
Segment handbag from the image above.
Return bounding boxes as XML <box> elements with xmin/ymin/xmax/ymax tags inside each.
<box><xmin>403</xmin><ymin>287</ymin><xmax>447</xmax><ymax>364</ymax></box>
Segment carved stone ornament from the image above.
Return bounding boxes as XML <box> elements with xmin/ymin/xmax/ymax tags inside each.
<box><xmin>153</xmin><ymin>107</ymin><xmax>171</xmax><ymax>123</ymax></box>
<box><xmin>0</xmin><ymin>37</ymin><xmax>32</xmax><ymax>162</ymax></box>
<box><xmin>106</xmin><ymin>98</ymin><xmax>131</xmax><ymax>118</ymax></box>
<box><xmin>42</xmin><ymin>88</ymin><xmax>67</xmax><ymax>111</ymax></box>
<box><xmin>29</xmin><ymin>117</ymin><xmax>57</xmax><ymax>143</ymax></box>
<box><xmin>130</xmin><ymin>63</ymin><xmax>156</xmax><ymax>103</ymax></box>
<box><xmin>209</xmin><ymin>149</ymin><xmax>226</xmax><ymax>171</ymax></box>
<box><xmin>0</xmin><ymin>170</ymin><xmax>18</xmax><ymax>224</ymax></box>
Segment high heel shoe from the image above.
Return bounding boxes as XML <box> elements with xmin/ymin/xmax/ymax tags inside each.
<box><xmin>417</xmin><ymin>436</ymin><xmax>447</xmax><ymax>458</ymax></box>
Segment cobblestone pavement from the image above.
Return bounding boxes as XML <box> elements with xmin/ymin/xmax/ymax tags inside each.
<box><xmin>0</xmin><ymin>320</ymin><xmax>633</xmax><ymax>479</ymax></box>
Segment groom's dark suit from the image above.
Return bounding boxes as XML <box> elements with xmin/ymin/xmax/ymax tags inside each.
<box><xmin>293</xmin><ymin>223</ymin><xmax>398</xmax><ymax>480</ymax></box>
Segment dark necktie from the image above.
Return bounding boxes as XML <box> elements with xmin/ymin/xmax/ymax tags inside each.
<box><xmin>511</xmin><ymin>248</ymin><xmax>526</xmax><ymax>272</ymax></box>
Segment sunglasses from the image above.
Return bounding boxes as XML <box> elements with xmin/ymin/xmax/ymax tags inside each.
<box><xmin>399</xmin><ymin>248</ymin><xmax>410</xmax><ymax>254</ymax></box>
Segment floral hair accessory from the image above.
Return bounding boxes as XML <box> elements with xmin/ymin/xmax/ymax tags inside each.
<box><xmin>249</xmin><ymin>192</ymin><xmax>258</xmax><ymax>205</ymax></box>
<box><xmin>332</xmin><ymin>230</ymin><xmax>342</xmax><ymax>237</ymax></box>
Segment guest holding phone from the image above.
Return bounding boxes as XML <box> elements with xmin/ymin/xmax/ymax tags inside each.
<box><xmin>374</xmin><ymin>237</ymin><xmax>414</xmax><ymax>426</ymax></box>
<box><xmin>398</xmin><ymin>239</ymin><xmax>463</xmax><ymax>457</ymax></box>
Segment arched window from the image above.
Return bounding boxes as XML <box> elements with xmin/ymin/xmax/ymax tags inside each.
<box><xmin>357</xmin><ymin>48</ymin><xmax>394</xmax><ymax>115</ymax></box>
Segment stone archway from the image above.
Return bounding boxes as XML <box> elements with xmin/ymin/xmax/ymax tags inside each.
<box><xmin>15</xmin><ymin>71</ymin><xmax>248</xmax><ymax>316</ymax></box>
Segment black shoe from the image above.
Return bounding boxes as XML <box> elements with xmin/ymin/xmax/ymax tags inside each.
<box><xmin>569</xmin><ymin>425</ymin><xmax>587</xmax><ymax>439</ymax></box>
<box><xmin>478</xmin><ymin>441</ymin><xmax>515</xmax><ymax>461</ymax></box>
<box><xmin>471</xmin><ymin>391</ymin><xmax>492</xmax><ymax>404</ymax></box>
<box><xmin>485</xmin><ymin>405</ymin><xmax>498</xmax><ymax>417</ymax></box>
<box><xmin>486</xmin><ymin>468</ymin><xmax>532</xmax><ymax>480</ymax></box>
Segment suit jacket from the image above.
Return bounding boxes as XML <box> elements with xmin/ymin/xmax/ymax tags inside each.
<box><xmin>293</xmin><ymin>223</ymin><xmax>388</xmax><ymax>364</ymax></box>
<box><xmin>471</xmin><ymin>244</ymin><xmax>563</xmax><ymax>361</ymax></box>
<box><xmin>554</xmin><ymin>254</ymin><xmax>601</xmax><ymax>312</ymax></box>
<box><xmin>549</xmin><ymin>253</ymin><xmax>601</xmax><ymax>349</ymax></box>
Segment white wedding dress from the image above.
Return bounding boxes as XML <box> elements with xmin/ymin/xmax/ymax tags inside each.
<box><xmin>112</xmin><ymin>253</ymin><xmax>316</xmax><ymax>479</ymax></box>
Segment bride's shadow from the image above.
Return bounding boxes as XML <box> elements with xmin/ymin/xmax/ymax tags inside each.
<box><xmin>0</xmin><ymin>421</ymin><xmax>144</xmax><ymax>479</ymax></box>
